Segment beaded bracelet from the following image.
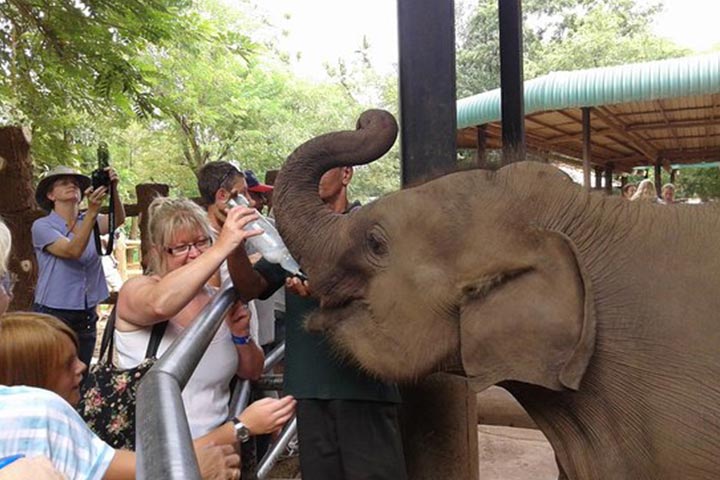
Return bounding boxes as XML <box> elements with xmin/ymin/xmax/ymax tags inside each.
<box><xmin>231</xmin><ymin>334</ymin><xmax>252</xmax><ymax>345</ymax></box>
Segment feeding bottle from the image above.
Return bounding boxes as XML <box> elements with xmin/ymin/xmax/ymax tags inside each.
<box><xmin>226</xmin><ymin>195</ymin><xmax>303</xmax><ymax>277</ymax></box>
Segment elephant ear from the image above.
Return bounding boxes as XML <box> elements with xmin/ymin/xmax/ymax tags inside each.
<box><xmin>459</xmin><ymin>230</ymin><xmax>595</xmax><ymax>391</ymax></box>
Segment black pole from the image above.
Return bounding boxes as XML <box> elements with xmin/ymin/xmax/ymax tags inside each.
<box><xmin>398</xmin><ymin>0</ymin><xmax>457</xmax><ymax>186</ymax></box>
<box><xmin>582</xmin><ymin>107</ymin><xmax>591</xmax><ymax>191</ymax></box>
<box><xmin>604</xmin><ymin>163</ymin><xmax>614</xmax><ymax>195</ymax></box>
<box><xmin>499</xmin><ymin>0</ymin><xmax>525</xmax><ymax>162</ymax></box>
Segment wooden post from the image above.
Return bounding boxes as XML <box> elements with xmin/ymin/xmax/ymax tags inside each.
<box><xmin>115</xmin><ymin>233</ymin><xmax>127</xmax><ymax>281</ymax></box>
<box><xmin>604</xmin><ymin>163</ymin><xmax>614</xmax><ymax>195</ymax></box>
<box><xmin>594</xmin><ymin>166</ymin><xmax>603</xmax><ymax>190</ymax></box>
<box><xmin>475</xmin><ymin>125</ymin><xmax>488</xmax><ymax>169</ymax></box>
<box><xmin>670</xmin><ymin>169</ymin><xmax>677</xmax><ymax>184</ymax></box>
<box><xmin>654</xmin><ymin>160</ymin><xmax>662</xmax><ymax>196</ymax></box>
<box><xmin>401</xmin><ymin>373</ymin><xmax>479</xmax><ymax>480</ymax></box>
<box><xmin>136</xmin><ymin>183</ymin><xmax>169</xmax><ymax>271</ymax></box>
<box><xmin>582</xmin><ymin>107</ymin><xmax>591</xmax><ymax>191</ymax></box>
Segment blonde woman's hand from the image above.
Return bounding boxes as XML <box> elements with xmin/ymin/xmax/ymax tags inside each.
<box><xmin>195</xmin><ymin>443</ymin><xmax>241</xmax><ymax>480</ymax></box>
<box><xmin>225</xmin><ymin>301</ymin><xmax>251</xmax><ymax>337</ymax></box>
<box><xmin>238</xmin><ymin>396</ymin><xmax>296</xmax><ymax>435</ymax></box>
<box><xmin>215</xmin><ymin>206</ymin><xmax>261</xmax><ymax>254</ymax></box>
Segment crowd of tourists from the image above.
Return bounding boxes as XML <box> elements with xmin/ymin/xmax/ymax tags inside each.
<box><xmin>0</xmin><ymin>161</ymin><xmax>407</xmax><ymax>480</ymax></box>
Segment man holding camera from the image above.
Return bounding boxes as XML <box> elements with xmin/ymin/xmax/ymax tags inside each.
<box><xmin>31</xmin><ymin>163</ymin><xmax>125</xmax><ymax>369</ymax></box>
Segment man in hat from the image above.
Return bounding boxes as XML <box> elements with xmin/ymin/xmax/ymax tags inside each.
<box><xmin>31</xmin><ymin>165</ymin><xmax>125</xmax><ymax>368</ymax></box>
<box><xmin>244</xmin><ymin>170</ymin><xmax>273</xmax><ymax>215</ymax></box>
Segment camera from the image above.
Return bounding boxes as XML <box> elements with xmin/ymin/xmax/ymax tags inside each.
<box><xmin>91</xmin><ymin>142</ymin><xmax>111</xmax><ymax>190</ymax></box>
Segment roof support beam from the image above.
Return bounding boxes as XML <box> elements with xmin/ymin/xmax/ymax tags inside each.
<box><xmin>655</xmin><ymin>100</ymin><xmax>680</xmax><ymax>143</ymax></box>
<box><xmin>593</xmin><ymin>106</ymin><xmax>659</xmax><ymax>161</ymax></box>
<box><xmin>626</xmin><ymin>117</ymin><xmax>720</xmax><ymax>132</ymax></box>
<box><xmin>661</xmin><ymin>146</ymin><xmax>720</xmax><ymax>162</ymax></box>
<box><xmin>554</xmin><ymin>109</ymin><xmax>638</xmax><ymax>157</ymax></box>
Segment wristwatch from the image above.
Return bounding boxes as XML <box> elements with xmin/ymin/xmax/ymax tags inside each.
<box><xmin>232</xmin><ymin>417</ymin><xmax>250</xmax><ymax>443</ymax></box>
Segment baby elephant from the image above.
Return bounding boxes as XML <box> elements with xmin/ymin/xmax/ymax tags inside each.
<box><xmin>273</xmin><ymin>109</ymin><xmax>720</xmax><ymax>480</ymax></box>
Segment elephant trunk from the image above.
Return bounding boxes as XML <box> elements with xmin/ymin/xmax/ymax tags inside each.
<box><xmin>274</xmin><ymin>110</ymin><xmax>398</xmax><ymax>277</ymax></box>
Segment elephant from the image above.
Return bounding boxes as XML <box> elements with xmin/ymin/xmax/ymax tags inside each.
<box><xmin>272</xmin><ymin>109</ymin><xmax>720</xmax><ymax>480</ymax></box>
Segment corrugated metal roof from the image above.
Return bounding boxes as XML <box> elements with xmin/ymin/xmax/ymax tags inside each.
<box><xmin>457</xmin><ymin>53</ymin><xmax>720</xmax><ymax>129</ymax></box>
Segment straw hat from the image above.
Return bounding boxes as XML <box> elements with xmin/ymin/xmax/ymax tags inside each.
<box><xmin>35</xmin><ymin>166</ymin><xmax>91</xmax><ymax>211</ymax></box>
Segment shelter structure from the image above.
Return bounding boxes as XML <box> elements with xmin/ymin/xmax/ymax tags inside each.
<box><xmin>455</xmin><ymin>53</ymin><xmax>720</xmax><ymax>192</ymax></box>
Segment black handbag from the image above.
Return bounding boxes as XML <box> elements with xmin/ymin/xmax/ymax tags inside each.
<box><xmin>77</xmin><ymin>306</ymin><xmax>168</xmax><ymax>450</ymax></box>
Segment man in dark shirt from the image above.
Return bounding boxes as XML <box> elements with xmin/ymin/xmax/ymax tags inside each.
<box><xmin>229</xmin><ymin>166</ymin><xmax>407</xmax><ymax>480</ymax></box>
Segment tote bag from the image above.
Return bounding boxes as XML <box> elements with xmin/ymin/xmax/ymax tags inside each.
<box><xmin>77</xmin><ymin>307</ymin><xmax>168</xmax><ymax>450</ymax></box>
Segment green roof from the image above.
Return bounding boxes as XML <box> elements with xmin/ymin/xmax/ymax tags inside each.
<box><xmin>634</xmin><ymin>161</ymin><xmax>720</xmax><ymax>171</ymax></box>
<box><xmin>457</xmin><ymin>53</ymin><xmax>720</xmax><ymax>129</ymax></box>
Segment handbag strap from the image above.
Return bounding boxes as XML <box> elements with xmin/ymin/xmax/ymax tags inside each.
<box><xmin>98</xmin><ymin>306</ymin><xmax>168</xmax><ymax>363</ymax></box>
<box><xmin>144</xmin><ymin>321</ymin><xmax>169</xmax><ymax>359</ymax></box>
<box><xmin>98</xmin><ymin>306</ymin><xmax>117</xmax><ymax>362</ymax></box>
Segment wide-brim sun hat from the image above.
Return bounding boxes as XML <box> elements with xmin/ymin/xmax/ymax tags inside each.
<box><xmin>35</xmin><ymin>166</ymin><xmax>91</xmax><ymax>211</ymax></box>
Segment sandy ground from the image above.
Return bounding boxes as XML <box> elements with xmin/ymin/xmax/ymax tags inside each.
<box><xmin>477</xmin><ymin>425</ymin><xmax>557</xmax><ymax>480</ymax></box>
<box><xmin>270</xmin><ymin>425</ymin><xmax>557</xmax><ymax>480</ymax></box>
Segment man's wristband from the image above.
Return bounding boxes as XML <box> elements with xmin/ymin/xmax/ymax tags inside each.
<box><xmin>231</xmin><ymin>333</ymin><xmax>252</xmax><ymax>345</ymax></box>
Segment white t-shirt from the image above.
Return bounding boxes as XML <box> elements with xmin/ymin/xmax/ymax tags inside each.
<box><xmin>114</xmin><ymin>320</ymin><xmax>238</xmax><ymax>438</ymax></box>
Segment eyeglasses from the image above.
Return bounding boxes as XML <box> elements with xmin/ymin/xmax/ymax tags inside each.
<box><xmin>0</xmin><ymin>272</ymin><xmax>17</xmax><ymax>296</ymax></box>
<box><xmin>165</xmin><ymin>237</ymin><xmax>212</xmax><ymax>257</ymax></box>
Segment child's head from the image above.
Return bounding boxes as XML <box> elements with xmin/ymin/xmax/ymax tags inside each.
<box><xmin>0</xmin><ymin>312</ymin><xmax>86</xmax><ymax>405</ymax></box>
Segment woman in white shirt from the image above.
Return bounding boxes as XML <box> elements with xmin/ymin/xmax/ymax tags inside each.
<box><xmin>115</xmin><ymin>197</ymin><xmax>294</xmax><ymax>439</ymax></box>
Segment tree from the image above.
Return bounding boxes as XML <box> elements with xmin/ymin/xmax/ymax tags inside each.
<box><xmin>0</xmin><ymin>0</ymin><xmax>199</xmax><ymax>163</ymax></box>
<box><xmin>676</xmin><ymin>167</ymin><xmax>720</xmax><ymax>201</ymax></box>
<box><xmin>455</xmin><ymin>0</ymin><xmax>686</xmax><ymax>97</ymax></box>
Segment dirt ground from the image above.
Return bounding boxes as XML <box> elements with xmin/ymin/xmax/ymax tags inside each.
<box><xmin>269</xmin><ymin>426</ymin><xmax>557</xmax><ymax>480</ymax></box>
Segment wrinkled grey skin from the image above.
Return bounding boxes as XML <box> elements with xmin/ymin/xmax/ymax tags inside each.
<box><xmin>273</xmin><ymin>109</ymin><xmax>720</xmax><ymax>480</ymax></box>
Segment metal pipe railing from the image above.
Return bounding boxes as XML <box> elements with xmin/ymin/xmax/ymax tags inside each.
<box><xmin>256</xmin><ymin>417</ymin><xmax>298</xmax><ymax>480</ymax></box>
<box><xmin>228</xmin><ymin>341</ymin><xmax>286</xmax><ymax>418</ymax></box>
<box><xmin>137</xmin><ymin>280</ymin><xmax>239</xmax><ymax>479</ymax></box>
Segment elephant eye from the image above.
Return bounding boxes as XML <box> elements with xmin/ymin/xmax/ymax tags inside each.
<box><xmin>366</xmin><ymin>230</ymin><xmax>388</xmax><ymax>257</ymax></box>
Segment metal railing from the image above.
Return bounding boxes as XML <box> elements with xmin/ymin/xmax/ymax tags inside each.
<box><xmin>135</xmin><ymin>280</ymin><xmax>296</xmax><ymax>479</ymax></box>
<box><xmin>136</xmin><ymin>281</ymin><xmax>239</xmax><ymax>479</ymax></box>
<box><xmin>226</xmin><ymin>341</ymin><xmax>297</xmax><ymax>479</ymax></box>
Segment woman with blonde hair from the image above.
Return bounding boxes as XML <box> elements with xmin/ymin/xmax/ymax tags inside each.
<box><xmin>114</xmin><ymin>197</ymin><xmax>295</xmax><ymax>442</ymax></box>
<box><xmin>630</xmin><ymin>178</ymin><xmax>660</xmax><ymax>202</ymax></box>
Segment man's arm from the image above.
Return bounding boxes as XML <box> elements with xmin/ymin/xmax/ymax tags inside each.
<box><xmin>227</xmin><ymin>250</ymin><xmax>286</xmax><ymax>302</ymax></box>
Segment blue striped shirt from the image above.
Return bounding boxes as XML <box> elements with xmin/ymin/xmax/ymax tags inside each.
<box><xmin>0</xmin><ymin>386</ymin><xmax>115</xmax><ymax>480</ymax></box>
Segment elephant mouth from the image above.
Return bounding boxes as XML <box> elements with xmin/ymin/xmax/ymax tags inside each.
<box><xmin>305</xmin><ymin>298</ymin><xmax>367</xmax><ymax>333</ymax></box>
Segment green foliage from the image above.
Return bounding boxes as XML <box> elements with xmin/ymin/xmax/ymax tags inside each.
<box><xmin>0</xmin><ymin>0</ymin><xmax>199</xmax><ymax>167</ymax></box>
<box><xmin>5</xmin><ymin>0</ymin><xmax>707</xmax><ymax>207</ymax></box>
<box><xmin>676</xmin><ymin>167</ymin><xmax>720</xmax><ymax>201</ymax></box>
<box><xmin>456</xmin><ymin>0</ymin><xmax>686</xmax><ymax>97</ymax></box>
